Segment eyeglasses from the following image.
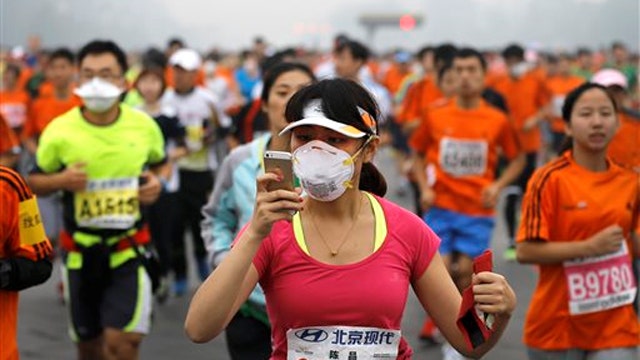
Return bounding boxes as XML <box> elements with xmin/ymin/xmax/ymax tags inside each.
<box><xmin>79</xmin><ymin>71</ymin><xmax>123</xmax><ymax>83</ymax></box>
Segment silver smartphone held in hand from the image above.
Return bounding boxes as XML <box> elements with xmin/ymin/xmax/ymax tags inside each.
<box><xmin>264</xmin><ymin>151</ymin><xmax>294</xmax><ymax>192</ymax></box>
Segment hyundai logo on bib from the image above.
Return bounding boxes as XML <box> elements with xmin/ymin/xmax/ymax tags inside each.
<box><xmin>294</xmin><ymin>329</ymin><xmax>329</xmax><ymax>343</ymax></box>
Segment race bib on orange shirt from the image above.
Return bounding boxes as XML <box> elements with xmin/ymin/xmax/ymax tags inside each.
<box><xmin>564</xmin><ymin>242</ymin><xmax>637</xmax><ymax>315</ymax></box>
<box><xmin>286</xmin><ymin>326</ymin><xmax>400</xmax><ymax>360</ymax></box>
<box><xmin>0</xmin><ymin>103</ymin><xmax>27</xmax><ymax>128</ymax></box>
<box><xmin>439</xmin><ymin>137</ymin><xmax>488</xmax><ymax>177</ymax></box>
<box><xmin>74</xmin><ymin>178</ymin><xmax>139</xmax><ymax>229</ymax></box>
<box><xmin>19</xmin><ymin>196</ymin><xmax>47</xmax><ymax>246</ymax></box>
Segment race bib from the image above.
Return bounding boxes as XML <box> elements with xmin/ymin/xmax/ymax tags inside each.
<box><xmin>185</xmin><ymin>123</ymin><xmax>205</xmax><ymax>152</ymax></box>
<box><xmin>74</xmin><ymin>178</ymin><xmax>139</xmax><ymax>229</ymax></box>
<box><xmin>564</xmin><ymin>242</ymin><xmax>637</xmax><ymax>315</ymax></box>
<box><xmin>19</xmin><ymin>196</ymin><xmax>47</xmax><ymax>246</ymax></box>
<box><xmin>180</xmin><ymin>122</ymin><xmax>210</xmax><ymax>171</ymax></box>
<box><xmin>0</xmin><ymin>103</ymin><xmax>27</xmax><ymax>128</ymax></box>
<box><xmin>439</xmin><ymin>137</ymin><xmax>488</xmax><ymax>177</ymax></box>
<box><xmin>287</xmin><ymin>326</ymin><xmax>400</xmax><ymax>360</ymax></box>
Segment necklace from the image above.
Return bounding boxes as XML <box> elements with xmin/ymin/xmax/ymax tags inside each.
<box><xmin>308</xmin><ymin>192</ymin><xmax>364</xmax><ymax>257</ymax></box>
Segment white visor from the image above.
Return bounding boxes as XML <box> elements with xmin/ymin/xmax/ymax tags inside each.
<box><xmin>279</xmin><ymin>99</ymin><xmax>375</xmax><ymax>138</ymax></box>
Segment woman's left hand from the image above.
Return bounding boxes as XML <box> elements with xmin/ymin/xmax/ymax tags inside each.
<box><xmin>471</xmin><ymin>272</ymin><xmax>517</xmax><ymax>317</ymax></box>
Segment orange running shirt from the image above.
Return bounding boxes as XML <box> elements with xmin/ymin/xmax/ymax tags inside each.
<box><xmin>0</xmin><ymin>167</ymin><xmax>53</xmax><ymax>360</ymax></box>
<box><xmin>492</xmin><ymin>71</ymin><xmax>550</xmax><ymax>152</ymax></box>
<box><xmin>546</xmin><ymin>75</ymin><xmax>584</xmax><ymax>133</ymax></box>
<box><xmin>608</xmin><ymin>110</ymin><xmax>640</xmax><ymax>172</ymax></box>
<box><xmin>24</xmin><ymin>94</ymin><xmax>81</xmax><ymax>139</ymax></box>
<box><xmin>37</xmin><ymin>81</ymin><xmax>55</xmax><ymax>98</ymax></box>
<box><xmin>397</xmin><ymin>76</ymin><xmax>443</xmax><ymax>124</ymax></box>
<box><xmin>16</xmin><ymin>67</ymin><xmax>33</xmax><ymax>92</ymax></box>
<box><xmin>517</xmin><ymin>152</ymin><xmax>640</xmax><ymax>351</ymax></box>
<box><xmin>409</xmin><ymin>99</ymin><xmax>521</xmax><ymax>216</ymax></box>
<box><xmin>382</xmin><ymin>64</ymin><xmax>410</xmax><ymax>97</ymax></box>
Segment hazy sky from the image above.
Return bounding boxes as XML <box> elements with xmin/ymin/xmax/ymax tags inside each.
<box><xmin>1</xmin><ymin>0</ymin><xmax>638</xmax><ymax>53</ymax></box>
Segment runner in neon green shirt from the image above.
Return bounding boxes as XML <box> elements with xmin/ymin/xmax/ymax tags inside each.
<box><xmin>29</xmin><ymin>40</ymin><xmax>168</xmax><ymax>360</ymax></box>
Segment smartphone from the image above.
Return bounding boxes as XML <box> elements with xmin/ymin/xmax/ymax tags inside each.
<box><xmin>264</xmin><ymin>151</ymin><xmax>294</xmax><ymax>192</ymax></box>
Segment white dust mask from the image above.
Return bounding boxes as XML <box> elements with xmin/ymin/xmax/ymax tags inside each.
<box><xmin>74</xmin><ymin>77</ymin><xmax>123</xmax><ymax>113</ymax></box>
<box><xmin>293</xmin><ymin>139</ymin><xmax>368</xmax><ymax>202</ymax></box>
<box><xmin>509</xmin><ymin>61</ymin><xmax>532</xmax><ymax>79</ymax></box>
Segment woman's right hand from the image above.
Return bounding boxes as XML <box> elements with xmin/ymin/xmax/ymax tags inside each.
<box><xmin>586</xmin><ymin>225</ymin><xmax>624</xmax><ymax>256</ymax></box>
<box><xmin>247</xmin><ymin>173</ymin><xmax>304</xmax><ymax>240</ymax></box>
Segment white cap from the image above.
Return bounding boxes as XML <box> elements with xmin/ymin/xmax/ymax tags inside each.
<box><xmin>10</xmin><ymin>46</ymin><xmax>25</xmax><ymax>59</ymax></box>
<box><xmin>279</xmin><ymin>99</ymin><xmax>377</xmax><ymax>139</ymax></box>
<box><xmin>169</xmin><ymin>48</ymin><xmax>202</xmax><ymax>71</ymax></box>
<box><xmin>591</xmin><ymin>68</ymin><xmax>628</xmax><ymax>89</ymax></box>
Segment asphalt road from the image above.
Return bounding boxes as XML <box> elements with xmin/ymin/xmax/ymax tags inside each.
<box><xmin>17</xmin><ymin>146</ymin><xmax>540</xmax><ymax>359</ymax></box>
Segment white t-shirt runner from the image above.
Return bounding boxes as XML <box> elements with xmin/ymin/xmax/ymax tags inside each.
<box><xmin>162</xmin><ymin>87</ymin><xmax>223</xmax><ymax>172</ymax></box>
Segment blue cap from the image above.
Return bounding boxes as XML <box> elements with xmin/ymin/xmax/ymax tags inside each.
<box><xmin>395</xmin><ymin>51</ymin><xmax>412</xmax><ymax>63</ymax></box>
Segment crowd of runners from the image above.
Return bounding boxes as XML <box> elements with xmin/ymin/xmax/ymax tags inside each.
<box><xmin>0</xmin><ymin>32</ymin><xmax>638</xmax><ymax>360</ymax></box>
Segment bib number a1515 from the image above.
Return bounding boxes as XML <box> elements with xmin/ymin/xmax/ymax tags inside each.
<box><xmin>74</xmin><ymin>178</ymin><xmax>139</xmax><ymax>229</ymax></box>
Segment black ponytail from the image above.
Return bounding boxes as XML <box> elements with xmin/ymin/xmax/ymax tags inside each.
<box><xmin>359</xmin><ymin>162</ymin><xmax>387</xmax><ymax>197</ymax></box>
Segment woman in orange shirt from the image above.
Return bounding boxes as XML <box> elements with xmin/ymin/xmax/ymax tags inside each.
<box><xmin>516</xmin><ymin>82</ymin><xmax>639</xmax><ymax>359</ymax></box>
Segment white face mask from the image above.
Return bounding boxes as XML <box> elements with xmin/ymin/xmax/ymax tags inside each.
<box><xmin>293</xmin><ymin>139</ymin><xmax>367</xmax><ymax>202</ymax></box>
<box><xmin>509</xmin><ymin>61</ymin><xmax>532</xmax><ymax>79</ymax></box>
<box><xmin>74</xmin><ymin>77</ymin><xmax>123</xmax><ymax>113</ymax></box>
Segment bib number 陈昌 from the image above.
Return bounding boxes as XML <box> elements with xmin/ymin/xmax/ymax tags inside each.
<box><xmin>286</xmin><ymin>325</ymin><xmax>400</xmax><ymax>360</ymax></box>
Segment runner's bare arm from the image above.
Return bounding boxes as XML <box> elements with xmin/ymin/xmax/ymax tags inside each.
<box><xmin>209</xmin><ymin>104</ymin><xmax>220</xmax><ymax>130</ymax></box>
<box><xmin>204</xmin><ymin>103</ymin><xmax>220</xmax><ymax>145</ymax></box>
<box><xmin>411</xmin><ymin>152</ymin><xmax>435</xmax><ymax>211</ymax></box>
<box><xmin>413</xmin><ymin>252</ymin><xmax>515</xmax><ymax>358</ymax></box>
<box><xmin>522</xmin><ymin>105</ymin><xmax>551</xmax><ymax>131</ymax></box>
<box><xmin>0</xmin><ymin>152</ymin><xmax>18</xmax><ymax>168</ymax></box>
<box><xmin>23</xmin><ymin>137</ymin><xmax>38</xmax><ymax>155</ymax></box>
<box><xmin>138</xmin><ymin>164</ymin><xmax>167</xmax><ymax>205</ymax></box>
<box><xmin>493</xmin><ymin>152</ymin><xmax>525</xmax><ymax>190</ymax></box>
<box><xmin>517</xmin><ymin>225</ymin><xmax>625</xmax><ymax>264</ymax></box>
<box><xmin>185</xmin><ymin>173</ymin><xmax>304</xmax><ymax>343</ymax></box>
<box><xmin>482</xmin><ymin>152</ymin><xmax>525</xmax><ymax>208</ymax></box>
<box><xmin>184</xmin><ymin>235</ymin><xmax>261</xmax><ymax>343</ymax></box>
<box><xmin>28</xmin><ymin>162</ymin><xmax>88</xmax><ymax>195</ymax></box>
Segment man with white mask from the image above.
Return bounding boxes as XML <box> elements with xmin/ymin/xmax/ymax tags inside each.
<box><xmin>28</xmin><ymin>40</ymin><xmax>167</xmax><ymax>360</ymax></box>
